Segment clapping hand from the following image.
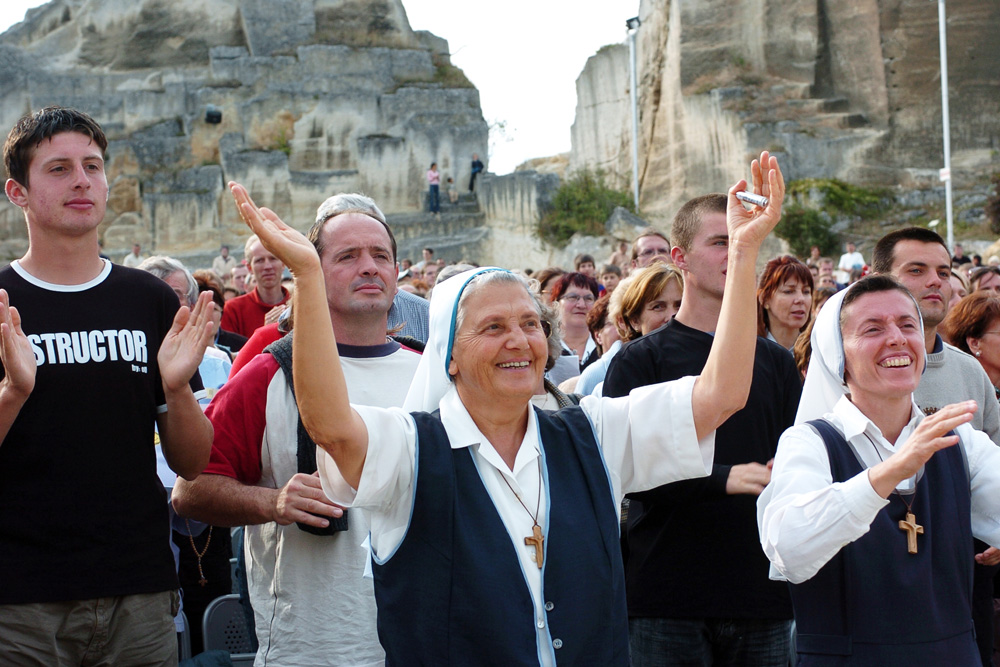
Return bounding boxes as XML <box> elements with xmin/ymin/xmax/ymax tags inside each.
<box><xmin>159</xmin><ymin>291</ymin><xmax>216</xmax><ymax>393</ymax></box>
<box><xmin>0</xmin><ymin>289</ymin><xmax>35</xmax><ymax>401</ymax></box>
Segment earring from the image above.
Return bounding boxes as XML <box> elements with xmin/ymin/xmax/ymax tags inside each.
<box><xmin>976</xmin><ymin>351</ymin><xmax>982</xmax><ymax>357</ymax></box>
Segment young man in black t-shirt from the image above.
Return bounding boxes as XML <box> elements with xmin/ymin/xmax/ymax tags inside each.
<box><xmin>605</xmin><ymin>184</ymin><xmax>800</xmax><ymax>666</ymax></box>
<box><xmin>0</xmin><ymin>107</ymin><xmax>215</xmax><ymax>665</ymax></box>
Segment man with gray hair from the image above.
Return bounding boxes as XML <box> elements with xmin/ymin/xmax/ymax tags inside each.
<box><xmin>173</xmin><ymin>191</ymin><xmax>421</xmax><ymax>666</ymax></box>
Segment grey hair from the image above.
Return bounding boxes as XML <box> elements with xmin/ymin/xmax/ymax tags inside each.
<box><xmin>529</xmin><ymin>288</ymin><xmax>563</xmax><ymax>371</ymax></box>
<box><xmin>137</xmin><ymin>255</ymin><xmax>197</xmax><ymax>306</ymax></box>
<box><xmin>454</xmin><ymin>270</ymin><xmax>541</xmax><ymax>335</ymax></box>
<box><xmin>436</xmin><ymin>263</ymin><xmax>477</xmax><ymax>287</ymax></box>
<box><xmin>308</xmin><ymin>193</ymin><xmax>395</xmax><ymax>260</ymax></box>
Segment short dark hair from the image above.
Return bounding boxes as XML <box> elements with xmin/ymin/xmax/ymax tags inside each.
<box><xmin>670</xmin><ymin>194</ymin><xmax>727</xmax><ymax>252</ymax></box>
<box><xmin>4</xmin><ymin>107</ymin><xmax>108</xmax><ymax>188</ymax></box>
<box><xmin>550</xmin><ymin>272</ymin><xmax>600</xmax><ymax>302</ymax></box>
<box><xmin>871</xmin><ymin>227</ymin><xmax>948</xmax><ymax>274</ymax></box>
<box><xmin>574</xmin><ymin>253</ymin><xmax>595</xmax><ymax>269</ymax></box>
<box><xmin>629</xmin><ymin>228</ymin><xmax>670</xmax><ymax>263</ymax></box>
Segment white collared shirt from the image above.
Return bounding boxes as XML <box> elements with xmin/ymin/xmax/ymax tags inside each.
<box><xmin>758</xmin><ymin>395</ymin><xmax>1000</xmax><ymax>584</ymax></box>
<box><xmin>317</xmin><ymin>377</ymin><xmax>714</xmax><ymax>666</ymax></box>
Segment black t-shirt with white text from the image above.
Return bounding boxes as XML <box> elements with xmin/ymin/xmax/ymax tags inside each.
<box><xmin>0</xmin><ymin>261</ymin><xmax>203</xmax><ymax>604</ymax></box>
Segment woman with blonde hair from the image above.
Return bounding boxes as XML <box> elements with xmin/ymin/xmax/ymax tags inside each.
<box><xmin>617</xmin><ymin>262</ymin><xmax>684</xmax><ymax>342</ymax></box>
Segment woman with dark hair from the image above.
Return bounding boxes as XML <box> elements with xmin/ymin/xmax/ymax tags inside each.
<box><xmin>757</xmin><ymin>255</ymin><xmax>814</xmax><ymax>350</ymax></box>
<box><xmin>549</xmin><ymin>272</ymin><xmax>601</xmax><ymax>383</ymax></box>
<box><xmin>811</xmin><ymin>286</ymin><xmax>837</xmax><ymax>320</ymax></box>
<box><xmin>534</xmin><ymin>266</ymin><xmax>565</xmax><ymax>303</ymax></box>
<box><xmin>575</xmin><ymin>292</ymin><xmax>626</xmax><ymax>397</ymax></box>
<box><xmin>941</xmin><ymin>291</ymin><xmax>1000</xmax><ymax>397</ymax></box>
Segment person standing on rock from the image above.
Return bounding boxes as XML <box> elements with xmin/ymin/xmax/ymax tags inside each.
<box><xmin>427</xmin><ymin>162</ymin><xmax>441</xmax><ymax>216</ymax></box>
<box><xmin>469</xmin><ymin>152</ymin><xmax>484</xmax><ymax>191</ymax></box>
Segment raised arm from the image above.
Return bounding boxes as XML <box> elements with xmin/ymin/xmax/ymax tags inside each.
<box><xmin>228</xmin><ymin>183</ymin><xmax>369</xmax><ymax>487</ymax></box>
<box><xmin>691</xmin><ymin>151</ymin><xmax>784</xmax><ymax>440</ymax></box>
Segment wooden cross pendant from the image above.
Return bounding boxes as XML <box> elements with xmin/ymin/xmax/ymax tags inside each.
<box><xmin>898</xmin><ymin>511</ymin><xmax>924</xmax><ymax>554</ymax></box>
<box><xmin>525</xmin><ymin>524</ymin><xmax>544</xmax><ymax>569</ymax></box>
<box><xmin>198</xmin><ymin>577</ymin><xmax>208</xmax><ymax>587</ymax></box>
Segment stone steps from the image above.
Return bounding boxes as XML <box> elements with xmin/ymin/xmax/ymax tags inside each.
<box><xmin>769</xmin><ymin>82</ymin><xmax>814</xmax><ymax>99</ymax></box>
<box><xmin>786</xmin><ymin>97</ymin><xmax>849</xmax><ymax>113</ymax></box>
<box><xmin>812</xmin><ymin>112</ymin><xmax>870</xmax><ymax>129</ymax></box>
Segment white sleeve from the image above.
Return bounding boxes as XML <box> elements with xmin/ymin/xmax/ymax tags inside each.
<box><xmin>580</xmin><ymin>375</ymin><xmax>715</xmax><ymax>509</ymax></box>
<box><xmin>757</xmin><ymin>424</ymin><xmax>888</xmax><ymax>584</ymax></box>
<box><xmin>316</xmin><ymin>405</ymin><xmax>417</xmax><ymax>559</ymax></box>
<box><xmin>964</xmin><ymin>423</ymin><xmax>1000</xmax><ymax>548</ymax></box>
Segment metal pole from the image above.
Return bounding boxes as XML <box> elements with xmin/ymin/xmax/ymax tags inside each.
<box><xmin>628</xmin><ymin>22</ymin><xmax>640</xmax><ymax>211</ymax></box>
<box><xmin>937</xmin><ymin>0</ymin><xmax>954</xmax><ymax>251</ymax></box>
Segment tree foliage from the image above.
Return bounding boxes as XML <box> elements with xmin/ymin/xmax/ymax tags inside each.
<box><xmin>536</xmin><ymin>168</ymin><xmax>635</xmax><ymax>247</ymax></box>
<box><xmin>774</xmin><ymin>206</ymin><xmax>839</xmax><ymax>258</ymax></box>
<box><xmin>987</xmin><ymin>173</ymin><xmax>1000</xmax><ymax>236</ymax></box>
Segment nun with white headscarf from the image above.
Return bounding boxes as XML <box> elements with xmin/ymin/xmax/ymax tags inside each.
<box><xmin>225</xmin><ymin>152</ymin><xmax>783</xmax><ymax>667</ymax></box>
<box><xmin>758</xmin><ymin>274</ymin><xmax>1000</xmax><ymax>665</ymax></box>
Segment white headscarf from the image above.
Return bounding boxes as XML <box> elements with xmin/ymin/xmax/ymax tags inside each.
<box><xmin>402</xmin><ymin>266</ymin><xmax>510</xmax><ymax>412</ymax></box>
<box><xmin>795</xmin><ymin>280</ymin><xmax>924</xmax><ymax>425</ymax></box>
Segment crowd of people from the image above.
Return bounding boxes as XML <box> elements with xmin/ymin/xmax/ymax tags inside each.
<box><xmin>4</xmin><ymin>105</ymin><xmax>1000</xmax><ymax>667</ymax></box>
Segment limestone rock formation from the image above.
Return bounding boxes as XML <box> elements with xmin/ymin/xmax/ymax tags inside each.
<box><xmin>0</xmin><ymin>0</ymin><xmax>488</xmax><ymax>263</ymax></box>
<box><xmin>570</xmin><ymin>0</ymin><xmax>1000</xmax><ymax>226</ymax></box>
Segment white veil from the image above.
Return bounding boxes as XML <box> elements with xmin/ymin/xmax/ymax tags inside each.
<box><xmin>402</xmin><ymin>266</ymin><xmax>509</xmax><ymax>412</ymax></box>
<box><xmin>795</xmin><ymin>280</ymin><xmax>925</xmax><ymax>425</ymax></box>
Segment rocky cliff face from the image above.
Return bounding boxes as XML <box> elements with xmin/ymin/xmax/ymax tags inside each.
<box><xmin>570</xmin><ymin>0</ymin><xmax>1000</xmax><ymax>226</ymax></box>
<box><xmin>0</xmin><ymin>0</ymin><xmax>488</xmax><ymax>261</ymax></box>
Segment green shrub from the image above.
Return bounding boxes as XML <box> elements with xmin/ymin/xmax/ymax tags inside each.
<box><xmin>987</xmin><ymin>173</ymin><xmax>1000</xmax><ymax>236</ymax></box>
<box><xmin>775</xmin><ymin>179</ymin><xmax>893</xmax><ymax>257</ymax></box>
<box><xmin>774</xmin><ymin>205</ymin><xmax>839</xmax><ymax>258</ymax></box>
<box><xmin>536</xmin><ymin>169</ymin><xmax>635</xmax><ymax>247</ymax></box>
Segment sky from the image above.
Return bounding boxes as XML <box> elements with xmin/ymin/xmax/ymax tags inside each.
<box><xmin>0</xmin><ymin>0</ymin><xmax>637</xmax><ymax>175</ymax></box>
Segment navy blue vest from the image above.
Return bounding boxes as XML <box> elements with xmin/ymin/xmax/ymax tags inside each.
<box><xmin>372</xmin><ymin>407</ymin><xmax>629</xmax><ymax>666</ymax></box>
<box><xmin>789</xmin><ymin>419</ymin><xmax>977</xmax><ymax>666</ymax></box>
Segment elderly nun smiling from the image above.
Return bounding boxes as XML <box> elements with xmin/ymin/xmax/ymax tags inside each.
<box><xmin>227</xmin><ymin>152</ymin><xmax>784</xmax><ymax>667</ymax></box>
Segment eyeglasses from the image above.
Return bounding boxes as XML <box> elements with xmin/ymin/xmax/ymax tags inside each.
<box><xmin>637</xmin><ymin>248</ymin><xmax>670</xmax><ymax>258</ymax></box>
<box><xmin>559</xmin><ymin>294</ymin><xmax>596</xmax><ymax>305</ymax></box>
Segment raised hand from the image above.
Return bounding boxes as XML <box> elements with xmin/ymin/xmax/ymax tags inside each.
<box><xmin>159</xmin><ymin>291</ymin><xmax>216</xmax><ymax>393</ymax></box>
<box><xmin>0</xmin><ymin>289</ymin><xmax>35</xmax><ymax>400</ymax></box>
<box><xmin>727</xmin><ymin>150</ymin><xmax>785</xmax><ymax>250</ymax></box>
<box><xmin>229</xmin><ymin>182</ymin><xmax>320</xmax><ymax>276</ymax></box>
<box><xmin>868</xmin><ymin>401</ymin><xmax>976</xmax><ymax>498</ymax></box>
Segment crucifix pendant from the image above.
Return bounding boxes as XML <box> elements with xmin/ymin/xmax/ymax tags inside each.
<box><xmin>198</xmin><ymin>577</ymin><xmax>208</xmax><ymax>587</ymax></box>
<box><xmin>898</xmin><ymin>511</ymin><xmax>924</xmax><ymax>554</ymax></box>
<box><xmin>525</xmin><ymin>524</ymin><xmax>544</xmax><ymax>569</ymax></box>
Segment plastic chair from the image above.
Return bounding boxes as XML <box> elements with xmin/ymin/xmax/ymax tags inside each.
<box><xmin>177</xmin><ymin>610</ymin><xmax>192</xmax><ymax>661</ymax></box>
<box><xmin>202</xmin><ymin>594</ymin><xmax>255</xmax><ymax>665</ymax></box>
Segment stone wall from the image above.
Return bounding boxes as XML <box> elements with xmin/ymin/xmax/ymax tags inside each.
<box><xmin>0</xmin><ymin>0</ymin><xmax>488</xmax><ymax>261</ymax></box>
<box><xmin>568</xmin><ymin>0</ymin><xmax>1000</xmax><ymax>228</ymax></box>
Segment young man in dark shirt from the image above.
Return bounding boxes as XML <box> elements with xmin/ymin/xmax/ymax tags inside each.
<box><xmin>0</xmin><ymin>107</ymin><xmax>214</xmax><ymax>665</ymax></box>
<box><xmin>605</xmin><ymin>181</ymin><xmax>799</xmax><ymax>666</ymax></box>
